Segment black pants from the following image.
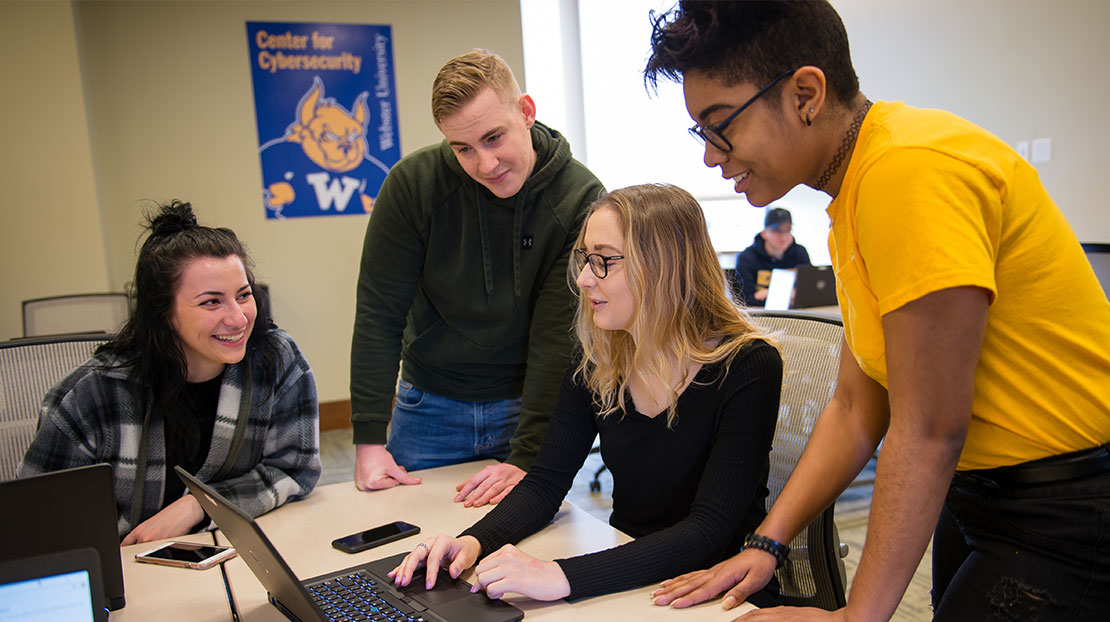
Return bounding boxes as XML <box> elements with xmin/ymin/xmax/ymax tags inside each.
<box><xmin>932</xmin><ymin>447</ymin><xmax>1110</xmax><ymax>621</ymax></box>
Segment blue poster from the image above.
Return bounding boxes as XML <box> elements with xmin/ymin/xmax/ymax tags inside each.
<box><xmin>247</xmin><ymin>22</ymin><xmax>401</xmax><ymax>219</ymax></box>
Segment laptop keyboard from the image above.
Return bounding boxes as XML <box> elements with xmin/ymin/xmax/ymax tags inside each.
<box><xmin>308</xmin><ymin>571</ymin><xmax>429</xmax><ymax>622</ymax></box>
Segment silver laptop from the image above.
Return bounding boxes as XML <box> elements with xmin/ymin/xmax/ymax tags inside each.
<box><xmin>177</xmin><ymin>467</ymin><xmax>523</xmax><ymax>622</ymax></box>
<box><xmin>0</xmin><ymin>547</ymin><xmax>108</xmax><ymax>622</ymax></box>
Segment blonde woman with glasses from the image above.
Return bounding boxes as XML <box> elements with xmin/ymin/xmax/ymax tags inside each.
<box><xmin>388</xmin><ymin>183</ymin><xmax>784</xmax><ymax>606</ymax></box>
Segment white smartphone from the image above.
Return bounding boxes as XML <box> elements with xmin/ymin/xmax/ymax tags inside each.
<box><xmin>134</xmin><ymin>541</ymin><xmax>237</xmax><ymax>570</ymax></box>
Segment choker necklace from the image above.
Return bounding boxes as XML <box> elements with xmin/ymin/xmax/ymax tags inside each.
<box><xmin>815</xmin><ymin>99</ymin><xmax>872</xmax><ymax>192</ymax></box>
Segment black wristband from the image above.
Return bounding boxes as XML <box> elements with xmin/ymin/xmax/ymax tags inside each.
<box><xmin>743</xmin><ymin>533</ymin><xmax>790</xmax><ymax>569</ymax></box>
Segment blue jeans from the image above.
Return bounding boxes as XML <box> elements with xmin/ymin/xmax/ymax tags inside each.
<box><xmin>385</xmin><ymin>380</ymin><xmax>522</xmax><ymax>471</ymax></box>
<box><xmin>931</xmin><ymin>450</ymin><xmax>1110</xmax><ymax>621</ymax></box>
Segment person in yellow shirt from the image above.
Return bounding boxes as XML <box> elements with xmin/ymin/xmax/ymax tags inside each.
<box><xmin>643</xmin><ymin>2</ymin><xmax>1110</xmax><ymax>621</ymax></box>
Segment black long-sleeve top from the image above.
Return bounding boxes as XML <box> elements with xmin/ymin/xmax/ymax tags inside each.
<box><xmin>460</xmin><ymin>339</ymin><xmax>782</xmax><ymax>601</ymax></box>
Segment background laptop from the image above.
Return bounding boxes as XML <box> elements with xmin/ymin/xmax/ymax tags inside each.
<box><xmin>0</xmin><ymin>463</ymin><xmax>125</xmax><ymax>610</ymax></box>
<box><xmin>0</xmin><ymin>547</ymin><xmax>108</xmax><ymax>622</ymax></box>
<box><xmin>177</xmin><ymin>467</ymin><xmax>523</xmax><ymax>622</ymax></box>
<box><xmin>792</xmin><ymin>264</ymin><xmax>838</xmax><ymax>309</ymax></box>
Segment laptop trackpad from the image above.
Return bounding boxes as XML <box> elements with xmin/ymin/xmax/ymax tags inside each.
<box><xmin>400</xmin><ymin>574</ymin><xmax>521</xmax><ymax>620</ymax></box>
<box><xmin>398</xmin><ymin>567</ymin><xmax>475</xmax><ymax>604</ymax></box>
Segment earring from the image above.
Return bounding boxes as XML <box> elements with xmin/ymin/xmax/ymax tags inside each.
<box><xmin>805</xmin><ymin>113</ymin><xmax>812</xmax><ymax>127</ymax></box>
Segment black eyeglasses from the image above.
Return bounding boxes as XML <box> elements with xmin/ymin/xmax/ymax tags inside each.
<box><xmin>574</xmin><ymin>249</ymin><xmax>624</xmax><ymax>279</ymax></box>
<box><xmin>688</xmin><ymin>69</ymin><xmax>797</xmax><ymax>153</ymax></box>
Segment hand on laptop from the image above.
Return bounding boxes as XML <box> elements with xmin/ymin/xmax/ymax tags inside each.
<box><xmin>388</xmin><ymin>534</ymin><xmax>481</xmax><ymax>590</ymax></box>
<box><xmin>471</xmin><ymin>544</ymin><xmax>570</xmax><ymax>601</ymax></box>
<box><xmin>353</xmin><ymin>444</ymin><xmax>422</xmax><ymax>491</ymax></box>
<box><xmin>454</xmin><ymin>463</ymin><xmax>524</xmax><ymax>507</ymax></box>
<box><xmin>120</xmin><ymin>494</ymin><xmax>206</xmax><ymax>546</ymax></box>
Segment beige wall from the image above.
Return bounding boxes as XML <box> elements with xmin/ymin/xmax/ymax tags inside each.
<box><xmin>0</xmin><ymin>1</ymin><xmax>109</xmax><ymax>339</ymax></box>
<box><xmin>836</xmin><ymin>0</ymin><xmax>1110</xmax><ymax>241</ymax></box>
<box><xmin>46</xmin><ymin>0</ymin><xmax>522</xmax><ymax>401</ymax></box>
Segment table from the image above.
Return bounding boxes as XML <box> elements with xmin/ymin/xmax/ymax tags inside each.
<box><xmin>118</xmin><ymin>460</ymin><xmax>757</xmax><ymax>620</ymax></box>
<box><xmin>113</xmin><ymin>532</ymin><xmax>235</xmax><ymax>621</ymax></box>
<box><xmin>797</xmin><ymin>305</ymin><xmax>840</xmax><ymax>319</ymax></box>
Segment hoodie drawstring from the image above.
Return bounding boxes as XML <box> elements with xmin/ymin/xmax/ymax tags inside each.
<box><xmin>477</xmin><ymin>190</ymin><xmax>495</xmax><ymax>301</ymax></box>
<box><xmin>476</xmin><ymin>189</ymin><xmax>525</xmax><ymax>304</ymax></box>
<box><xmin>511</xmin><ymin>197</ymin><xmax>523</xmax><ymax>301</ymax></box>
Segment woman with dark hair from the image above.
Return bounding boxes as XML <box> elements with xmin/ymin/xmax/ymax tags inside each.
<box><xmin>645</xmin><ymin>2</ymin><xmax>1110</xmax><ymax>621</ymax></box>
<box><xmin>388</xmin><ymin>184</ymin><xmax>783</xmax><ymax>605</ymax></box>
<box><xmin>19</xmin><ymin>201</ymin><xmax>320</xmax><ymax>545</ymax></box>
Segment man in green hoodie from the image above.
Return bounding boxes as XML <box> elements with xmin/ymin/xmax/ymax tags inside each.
<box><xmin>350</xmin><ymin>49</ymin><xmax>605</xmax><ymax>507</ymax></box>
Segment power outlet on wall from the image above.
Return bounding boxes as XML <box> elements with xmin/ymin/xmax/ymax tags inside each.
<box><xmin>1031</xmin><ymin>138</ymin><xmax>1052</xmax><ymax>163</ymax></box>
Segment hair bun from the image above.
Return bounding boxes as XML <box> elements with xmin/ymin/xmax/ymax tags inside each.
<box><xmin>149</xmin><ymin>200</ymin><xmax>197</xmax><ymax>237</ymax></box>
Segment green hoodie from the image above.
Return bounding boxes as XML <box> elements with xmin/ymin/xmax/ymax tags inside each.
<box><xmin>350</xmin><ymin>122</ymin><xmax>604</xmax><ymax>470</ymax></box>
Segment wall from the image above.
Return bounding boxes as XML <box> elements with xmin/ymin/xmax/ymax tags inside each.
<box><xmin>0</xmin><ymin>1</ymin><xmax>110</xmax><ymax>339</ymax></box>
<box><xmin>837</xmin><ymin>0</ymin><xmax>1110</xmax><ymax>241</ymax></box>
<box><xmin>65</xmin><ymin>0</ymin><xmax>524</xmax><ymax>401</ymax></box>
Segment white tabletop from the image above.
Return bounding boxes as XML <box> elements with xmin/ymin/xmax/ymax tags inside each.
<box><xmin>217</xmin><ymin>460</ymin><xmax>757</xmax><ymax>621</ymax></box>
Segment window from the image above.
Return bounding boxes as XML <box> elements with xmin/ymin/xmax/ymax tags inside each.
<box><xmin>522</xmin><ymin>0</ymin><xmax>832</xmax><ymax>264</ymax></box>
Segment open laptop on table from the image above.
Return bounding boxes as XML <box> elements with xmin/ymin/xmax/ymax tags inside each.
<box><xmin>0</xmin><ymin>463</ymin><xmax>125</xmax><ymax>610</ymax></box>
<box><xmin>0</xmin><ymin>547</ymin><xmax>108</xmax><ymax>622</ymax></box>
<box><xmin>177</xmin><ymin>467</ymin><xmax>523</xmax><ymax>622</ymax></box>
<box><xmin>792</xmin><ymin>264</ymin><xmax>838</xmax><ymax>309</ymax></box>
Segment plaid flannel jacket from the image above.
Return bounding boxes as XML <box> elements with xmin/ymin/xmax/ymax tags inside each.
<box><xmin>18</xmin><ymin>329</ymin><xmax>321</xmax><ymax>537</ymax></box>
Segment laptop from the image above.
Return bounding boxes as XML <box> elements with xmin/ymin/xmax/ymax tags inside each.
<box><xmin>791</xmin><ymin>264</ymin><xmax>838</xmax><ymax>309</ymax></box>
<box><xmin>177</xmin><ymin>467</ymin><xmax>523</xmax><ymax>622</ymax></box>
<box><xmin>764</xmin><ymin>268</ymin><xmax>797</xmax><ymax>311</ymax></box>
<box><xmin>0</xmin><ymin>547</ymin><xmax>108</xmax><ymax>622</ymax></box>
<box><xmin>0</xmin><ymin>463</ymin><xmax>125</xmax><ymax>610</ymax></box>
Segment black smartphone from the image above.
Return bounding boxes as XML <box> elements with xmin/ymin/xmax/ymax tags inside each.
<box><xmin>331</xmin><ymin>521</ymin><xmax>420</xmax><ymax>554</ymax></box>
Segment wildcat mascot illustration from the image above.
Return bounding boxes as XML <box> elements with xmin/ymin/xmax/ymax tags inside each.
<box><xmin>260</xmin><ymin>76</ymin><xmax>391</xmax><ymax>218</ymax></box>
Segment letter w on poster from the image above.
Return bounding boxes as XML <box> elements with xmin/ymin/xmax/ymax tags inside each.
<box><xmin>247</xmin><ymin>22</ymin><xmax>401</xmax><ymax>219</ymax></box>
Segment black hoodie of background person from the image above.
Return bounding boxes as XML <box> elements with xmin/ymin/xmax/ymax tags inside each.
<box><xmin>733</xmin><ymin>233</ymin><xmax>811</xmax><ymax>307</ymax></box>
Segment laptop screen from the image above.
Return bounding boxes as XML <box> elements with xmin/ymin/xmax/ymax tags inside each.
<box><xmin>0</xmin><ymin>568</ymin><xmax>97</xmax><ymax>622</ymax></box>
<box><xmin>1084</xmin><ymin>243</ymin><xmax>1110</xmax><ymax>298</ymax></box>
<box><xmin>0</xmin><ymin>464</ymin><xmax>125</xmax><ymax>610</ymax></box>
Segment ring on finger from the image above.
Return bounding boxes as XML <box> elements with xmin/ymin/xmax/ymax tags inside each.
<box><xmin>417</xmin><ymin>542</ymin><xmax>430</xmax><ymax>555</ymax></box>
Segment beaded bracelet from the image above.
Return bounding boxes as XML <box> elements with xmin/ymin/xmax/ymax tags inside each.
<box><xmin>742</xmin><ymin>533</ymin><xmax>790</xmax><ymax>569</ymax></box>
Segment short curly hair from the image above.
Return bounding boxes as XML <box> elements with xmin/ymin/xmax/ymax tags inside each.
<box><xmin>644</xmin><ymin>0</ymin><xmax>860</xmax><ymax>106</ymax></box>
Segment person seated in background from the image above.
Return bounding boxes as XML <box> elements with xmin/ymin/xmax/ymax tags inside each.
<box><xmin>387</xmin><ymin>184</ymin><xmax>783</xmax><ymax>606</ymax></box>
<box><xmin>19</xmin><ymin>200</ymin><xmax>321</xmax><ymax>545</ymax></box>
<box><xmin>734</xmin><ymin>207</ymin><xmax>811</xmax><ymax>306</ymax></box>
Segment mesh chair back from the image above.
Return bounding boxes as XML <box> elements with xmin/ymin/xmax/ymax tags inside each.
<box><xmin>749</xmin><ymin>310</ymin><xmax>847</xmax><ymax>610</ymax></box>
<box><xmin>22</xmin><ymin>293</ymin><xmax>129</xmax><ymax>338</ymax></box>
<box><xmin>0</xmin><ymin>335</ymin><xmax>109</xmax><ymax>481</ymax></box>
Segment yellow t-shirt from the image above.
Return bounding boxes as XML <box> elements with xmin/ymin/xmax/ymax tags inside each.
<box><xmin>828</xmin><ymin>101</ymin><xmax>1110</xmax><ymax>470</ymax></box>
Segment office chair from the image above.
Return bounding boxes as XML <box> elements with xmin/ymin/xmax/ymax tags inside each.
<box><xmin>0</xmin><ymin>334</ymin><xmax>109</xmax><ymax>481</ymax></box>
<box><xmin>22</xmin><ymin>293</ymin><xmax>129</xmax><ymax>337</ymax></box>
<box><xmin>748</xmin><ymin>309</ymin><xmax>847</xmax><ymax>610</ymax></box>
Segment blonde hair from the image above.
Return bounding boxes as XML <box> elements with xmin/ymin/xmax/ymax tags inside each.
<box><xmin>432</xmin><ymin>49</ymin><xmax>521</xmax><ymax>125</ymax></box>
<box><xmin>571</xmin><ymin>184</ymin><xmax>778</xmax><ymax>427</ymax></box>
